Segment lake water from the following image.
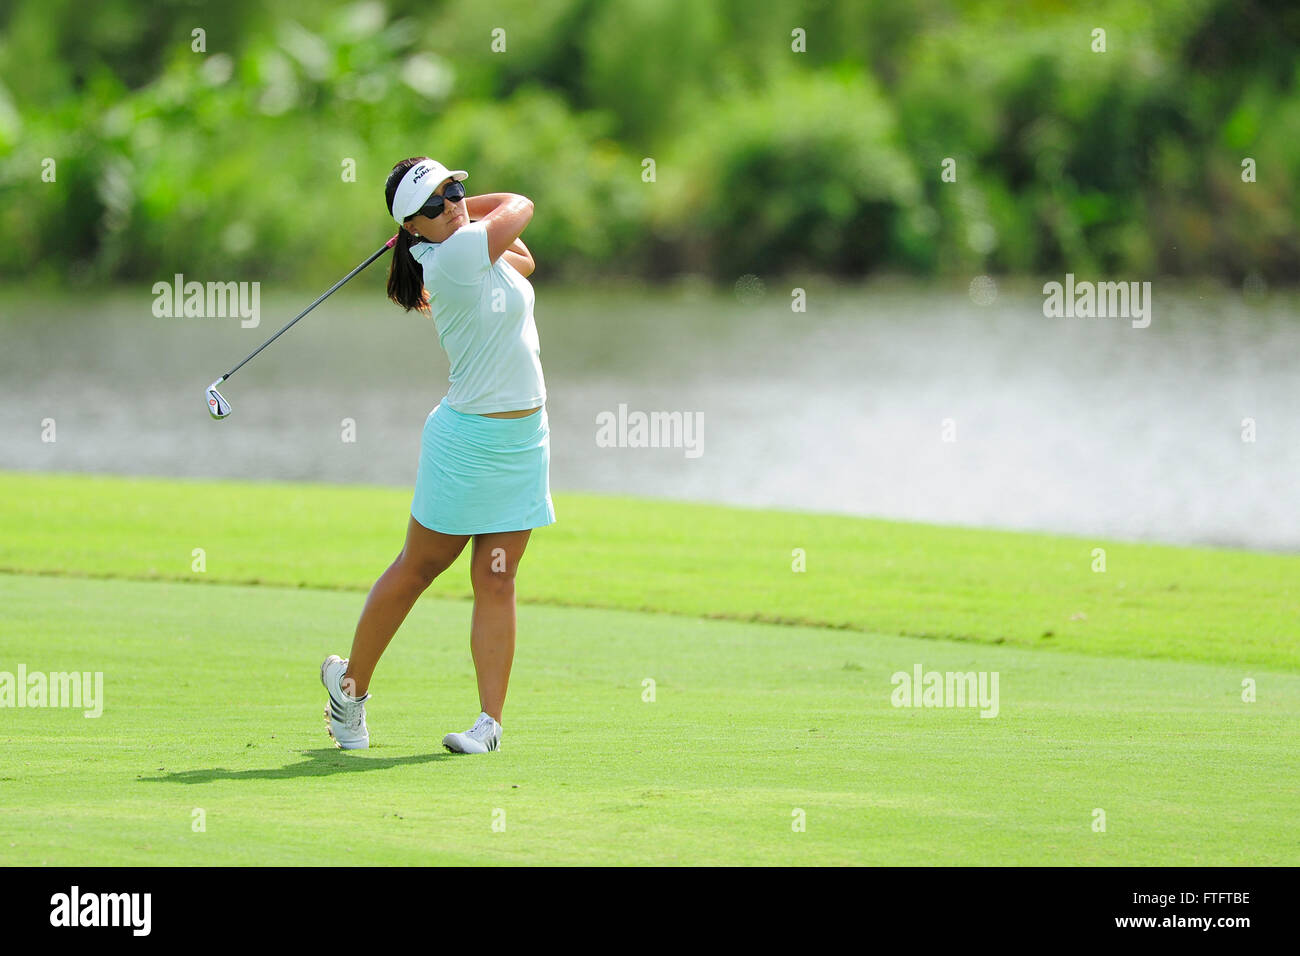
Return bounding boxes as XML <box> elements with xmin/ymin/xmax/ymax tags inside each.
<box><xmin>2</xmin><ymin>276</ymin><xmax>1296</xmax><ymax>551</ymax></box>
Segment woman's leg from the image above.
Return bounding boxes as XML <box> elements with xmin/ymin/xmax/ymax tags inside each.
<box><xmin>468</xmin><ymin>529</ymin><xmax>532</xmax><ymax>723</ymax></box>
<box><xmin>344</xmin><ymin>516</ymin><xmax>470</xmax><ymax>697</ymax></box>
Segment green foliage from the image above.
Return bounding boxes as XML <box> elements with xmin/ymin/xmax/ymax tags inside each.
<box><xmin>654</xmin><ymin>67</ymin><xmax>922</xmax><ymax>276</ymax></box>
<box><xmin>0</xmin><ymin>0</ymin><xmax>1297</xmax><ymax>284</ymax></box>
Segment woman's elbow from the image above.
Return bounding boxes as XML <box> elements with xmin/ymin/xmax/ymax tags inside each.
<box><xmin>514</xmin><ymin>195</ymin><xmax>535</xmax><ymax>226</ymax></box>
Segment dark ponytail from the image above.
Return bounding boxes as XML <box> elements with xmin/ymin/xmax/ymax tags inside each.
<box><xmin>385</xmin><ymin>157</ymin><xmax>431</xmax><ymax>314</ymax></box>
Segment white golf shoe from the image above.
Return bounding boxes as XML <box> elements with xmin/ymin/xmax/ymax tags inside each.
<box><xmin>320</xmin><ymin>655</ymin><xmax>369</xmax><ymax>750</ymax></box>
<box><xmin>442</xmin><ymin>711</ymin><xmax>502</xmax><ymax>754</ymax></box>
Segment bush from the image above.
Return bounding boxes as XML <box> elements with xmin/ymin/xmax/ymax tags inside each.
<box><xmin>652</xmin><ymin>67</ymin><xmax>922</xmax><ymax>277</ymax></box>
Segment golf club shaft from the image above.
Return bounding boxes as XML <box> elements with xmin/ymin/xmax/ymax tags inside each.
<box><xmin>216</xmin><ymin>235</ymin><xmax>397</xmax><ymax>384</ymax></box>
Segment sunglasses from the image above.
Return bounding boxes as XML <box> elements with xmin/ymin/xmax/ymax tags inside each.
<box><xmin>406</xmin><ymin>180</ymin><xmax>466</xmax><ymax>221</ymax></box>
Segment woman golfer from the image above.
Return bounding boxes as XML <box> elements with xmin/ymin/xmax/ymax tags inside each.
<box><xmin>320</xmin><ymin>156</ymin><xmax>552</xmax><ymax>754</ymax></box>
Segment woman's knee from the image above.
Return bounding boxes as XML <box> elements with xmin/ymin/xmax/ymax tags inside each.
<box><xmin>399</xmin><ymin>552</ymin><xmax>452</xmax><ymax>590</ymax></box>
<box><xmin>471</xmin><ymin>565</ymin><xmax>517</xmax><ymax>599</ymax></box>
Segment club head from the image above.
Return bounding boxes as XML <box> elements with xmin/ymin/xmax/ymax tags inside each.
<box><xmin>206</xmin><ymin>381</ymin><xmax>231</xmax><ymax>420</ymax></box>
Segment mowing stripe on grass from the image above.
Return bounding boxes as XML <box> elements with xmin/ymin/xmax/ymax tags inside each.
<box><xmin>0</xmin><ymin>470</ymin><xmax>1296</xmax><ymax>671</ymax></box>
<box><xmin>1</xmin><ymin>573</ymin><xmax>1296</xmax><ymax>865</ymax></box>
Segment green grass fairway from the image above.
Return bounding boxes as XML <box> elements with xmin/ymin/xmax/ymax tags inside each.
<box><xmin>2</xmin><ymin>471</ymin><xmax>1298</xmax><ymax>669</ymax></box>
<box><xmin>1</xmin><ymin>472</ymin><xmax>1297</xmax><ymax>865</ymax></box>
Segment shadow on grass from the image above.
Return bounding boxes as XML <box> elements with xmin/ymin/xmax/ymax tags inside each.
<box><xmin>139</xmin><ymin>749</ymin><xmax>453</xmax><ymax>784</ymax></box>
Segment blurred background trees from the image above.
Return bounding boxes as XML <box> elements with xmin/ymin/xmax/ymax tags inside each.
<box><xmin>0</xmin><ymin>0</ymin><xmax>1296</xmax><ymax>285</ymax></box>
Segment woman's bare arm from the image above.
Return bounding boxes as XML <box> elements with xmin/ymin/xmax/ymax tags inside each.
<box><xmin>464</xmin><ymin>193</ymin><xmax>516</xmax><ymax>220</ymax></box>
<box><xmin>502</xmin><ymin>237</ymin><xmax>535</xmax><ymax>277</ymax></box>
<box><xmin>464</xmin><ymin>193</ymin><xmax>534</xmax><ymax>263</ymax></box>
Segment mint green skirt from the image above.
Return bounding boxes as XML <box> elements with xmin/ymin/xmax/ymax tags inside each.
<box><xmin>411</xmin><ymin>401</ymin><xmax>555</xmax><ymax>536</ymax></box>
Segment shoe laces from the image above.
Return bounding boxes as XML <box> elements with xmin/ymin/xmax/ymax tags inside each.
<box><xmin>334</xmin><ymin>686</ymin><xmax>366</xmax><ymax>729</ymax></box>
<box><xmin>343</xmin><ymin>699</ymin><xmax>366</xmax><ymax>730</ymax></box>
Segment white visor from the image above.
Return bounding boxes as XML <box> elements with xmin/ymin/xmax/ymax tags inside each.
<box><xmin>391</xmin><ymin>159</ymin><xmax>468</xmax><ymax>224</ymax></box>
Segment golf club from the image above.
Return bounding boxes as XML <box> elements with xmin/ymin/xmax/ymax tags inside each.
<box><xmin>206</xmin><ymin>235</ymin><xmax>398</xmax><ymax>419</ymax></box>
